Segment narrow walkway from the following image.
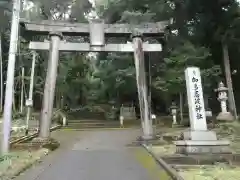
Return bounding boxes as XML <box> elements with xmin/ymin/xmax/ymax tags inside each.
<box><xmin>14</xmin><ymin>129</ymin><xmax>163</xmax><ymax>180</ymax></box>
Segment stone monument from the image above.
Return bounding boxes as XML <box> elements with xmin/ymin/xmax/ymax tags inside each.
<box><xmin>175</xmin><ymin>67</ymin><xmax>231</xmax><ymax>154</ymax></box>
<box><xmin>215</xmin><ymin>82</ymin><xmax>234</xmax><ymax>121</ymax></box>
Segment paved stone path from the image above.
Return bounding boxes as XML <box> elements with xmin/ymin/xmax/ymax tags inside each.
<box><xmin>14</xmin><ymin>129</ymin><xmax>164</xmax><ymax>180</ymax></box>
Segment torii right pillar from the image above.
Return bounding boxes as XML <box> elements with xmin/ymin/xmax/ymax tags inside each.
<box><xmin>132</xmin><ymin>31</ymin><xmax>153</xmax><ymax>140</ymax></box>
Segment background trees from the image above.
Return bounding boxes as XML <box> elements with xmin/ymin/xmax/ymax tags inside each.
<box><xmin>1</xmin><ymin>0</ymin><xmax>240</xmax><ymax>116</ymax></box>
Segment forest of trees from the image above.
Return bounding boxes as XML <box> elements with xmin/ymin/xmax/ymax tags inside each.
<box><xmin>0</xmin><ymin>0</ymin><xmax>240</xmax><ymax>117</ymax></box>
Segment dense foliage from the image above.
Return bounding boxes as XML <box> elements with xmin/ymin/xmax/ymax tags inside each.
<box><xmin>0</xmin><ymin>0</ymin><xmax>240</xmax><ymax>115</ymax></box>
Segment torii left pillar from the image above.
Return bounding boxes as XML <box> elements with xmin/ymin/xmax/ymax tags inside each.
<box><xmin>132</xmin><ymin>32</ymin><xmax>153</xmax><ymax>140</ymax></box>
<box><xmin>39</xmin><ymin>32</ymin><xmax>62</xmax><ymax>139</ymax></box>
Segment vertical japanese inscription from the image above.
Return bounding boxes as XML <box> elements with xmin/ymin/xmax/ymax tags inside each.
<box><xmin>192</xmin><ymin>72</ymin><xmax>203</xmax><ymax>120</ymax></box>
<box><xmin>185</xmin><ymin>67</ymin><xmax>207</xmax><ymax>131</ymax></box>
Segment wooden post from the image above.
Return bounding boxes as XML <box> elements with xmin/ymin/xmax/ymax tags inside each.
<box><xmin>39</xmin><ymin>32</ymin><xmax>62</xmax><ymax>139</ymax></box>
<box><xmin>222</xmin><ymin>42</ymin><xmax>237</xmax><ymax>119</ymax></box>
<box><xmin>1</xmin><ymin>0</ymin><xmax>21</xmax><ymax>155</ymax></box>
<box><xmin>147</xmin><ymin>53</ymin><xmax>152</xmax><ymax>124</ymax></box>
<box><xmin>0</xmin><ymin>34</ymin><xmax>3</xmax><ymax>113</ymax></box>
<box><xmin>20</xmin><ymin>67</ymin><xmax>24</xmax><ymax>113</ymax></box>
<box><xmin>26</xmin><ymin>51</ymin><xmax>36</xmax><ymax>134</ymax></box>
<box><xmin>179</xmin><ymin>92</ymin><xmax>184</xmax><ymax>124</ymax></box>
<box><xmin>132</xmin><ymin>32</ymin><xmax>153</xmax><ymax>140</ymax></box>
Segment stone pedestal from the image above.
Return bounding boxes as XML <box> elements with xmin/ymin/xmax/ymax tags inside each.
<box><xmin>140</xmin><ymin>134</ymin><xmax>155</xmax><ymax>141</ymax></box>
<box><xmin>138</xmin><ymin>134</ymin><xmax>159</xmax><ymax>145</ymax></box>
<box><xmin>183</xmin><ymin>130</ymin><xmax>217</xmax><ymax>140</ymax></box>
<box><xmin>31</xmin><ymin>137</ymin><xmax>52</xmax><ymax>144</ymax></box>
<box><xmin>175</xmin><ymin>130</ymin><xmax>231</xmax><ymax>154</ymax></box>
<box><xmin>31</xmin><ymin>137</ymin><xmax>60</xmax><ymax>150</ymax></box>
<box><xmin>216</xmin><ymin>112</ymin><xmax>234</xmax><ymax>121</ymax></box>
<box><xmin>205</xmin><ymin>109</ymin><xmax>213</xmax><ymax>122</ymax></box>
<box><xmin>175</xmin><ymin>140</ymin><xmax>231</xmax><ymax>154</ymax></box>
<box><xmin>172</xmin><ymin>115</ymin><xmax>177</xmax><ymax>125</ymax></box>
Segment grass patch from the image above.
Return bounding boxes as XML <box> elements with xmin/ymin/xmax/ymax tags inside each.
<box><xmin>10</xmin><ymin>129</ymin><xmax>38</xmax><ymax>141</ymax></box>
<box><xmin>214</xmin><ymin>122</ymin><xmax>240</xmax><ymax>153</ymax></box>
<box><xmin>0</xmin><ymin>148</ymin><xmax>49</xmax><ymax>179</ymax></box>
<box><xmin>42</xmin><ymin>138</ymin><xmax>60</xmax><ymax>151</ymax></box>
<box><xmin>0</xmin><ymin>137</ymin><xmax>60</xmax><ymax>179</ymax></box>
<box><xmin>149</xmin><ymin>144</ymin><xmax>176</xmax><ymax>156</ymax></box>
<box><xmin>134</xmin><ymin>148</ymin><xmax>171</xmax><ymax>180</ymax></box>
<box><xmin>179</xmin><ymin>164</ymin><xmax>240</xmax><ymax>180</ymax></box>
<box><xmin>147</xmin><ymin>122</ymin><xmax>240</xmax><ymax>179</ymax></box>
<box><xmin>152</xmin><ymin>122</ymin><xmax>240</xmax><ymax>179</ymax></box>
<box><xmin>154</xmin><ymin>121</ymin><xmax>240</xmax><ymax>154</ymax></box>
<box><xmin>149</xmin><ymin>127</ymin><xmax>186</xmax><ymax>157</ymax></box>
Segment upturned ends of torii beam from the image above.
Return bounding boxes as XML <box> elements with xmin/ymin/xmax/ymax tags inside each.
<box><xmin>20</xmin><ymin>18</ymin><xmax>168</xmax><ymax>37</ymax></box>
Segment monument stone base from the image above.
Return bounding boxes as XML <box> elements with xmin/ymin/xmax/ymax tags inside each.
<box><xmin>183</xmin><ymin>130</ymin><xmax>217</xmax><ymax>141</ymax></box>
<box><xmin>140</xmin><ymin>134</ymin><xmax>156</xmax><ymax>141</ymax></box>
<box><xmin>137</xmin><ymin>132</ymin><xmax>160</xmax><ymax>144</ymax></box>
<box><xmin>216</xmin><ymin>112</ymin><xmax>234</xmax><ymax>121</ymax></box>
<box><xmin>175</xmin><ymin>140</ymin><xmax>231</xmax><ymax>154</ymax></box>
<box><xmin>175</xmin><ymin>130</ymin><xmax>231</xmax><ymax>154</ymax></box>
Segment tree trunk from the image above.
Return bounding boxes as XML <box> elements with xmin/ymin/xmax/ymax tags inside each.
<box><xmin>222</xmin><ymin>41</ymin><xmax>237</xmax><ymax>119</ymax></box>
<box><xmin>20</xmin><ymin>67</ymin><xmax>24</xmax><ymax>113</ymax></box>
<box><xmin>56</xmin><ymin>90</ymin><xmax>61</xmax><ymax>109</ymax></box>
<box><xmin>60</xmin><ymin>92</ymin><xmax>64</xmax><ymax>109</ymax></box>
<box><xmin>179</xmin><ymin>92</ymin><xmax>184</xmax><ymax>124</ymax></box>
<box><xmin>26</xmin><ymin>51</ymin><xmax>36</xmax><ymax>132</ymax></box>
<box><xmin>0</xmin><ymin>34</ymin><xmax>3</xmax><ymax>113</ymax></box>
<box><xmin>12</xmin><ymin>88</ymin><xmax>16</xmax><ymax>113</ymax></box>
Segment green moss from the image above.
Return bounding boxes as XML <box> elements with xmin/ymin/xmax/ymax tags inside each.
<box><xmin>179</xmin><ymin>164</ymin><xmax>240</xmax><ymax>180</ymax></box>
<box><xmin>42</xmin><ymin>138</ymin><xmax>60</xmax><ymax>151</ymax></box>
<box><xmin>149</xmin><ymin>145</ymin><xmax>176</xmax><ymax>156</ymax></box>
<box><xmin>133</xmin><ymin>148</ymin><xmax>171</xmax><ymax>180</ymax></box>
<box><xmin>0</xmin><ymin>149</ymin><xmax>49</xmax><ymax>178</ymax></box>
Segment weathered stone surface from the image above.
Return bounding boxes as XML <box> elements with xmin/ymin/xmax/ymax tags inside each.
<box><xmin>178</xmin><ymin>67</ymin><xmax>232</xmax><ymax>155</ymax></box>
<box><xmin>185</xmin><ymin>67</ymin><xmax>207</xmax><ymax>131</ymax></box>
<box><xmin>20</xmin><ymin>19</ymin><xmax>168</xmax><ymax>36</ymax></box>
<box><xmin>29</xmin><ymin>41</ymin><xmax>162</xmax><ymax>52</ymax></box>
<box><xmin>183</xmin><ymin>130</ymin><xmax>217</xmax><ymax>141</ymax></box>
<box><xmin>175</xmin><ymin>140</ymin><xmax>231</xmax><ymax>154</ymax></box>
<box><xmin>216</xmin><ymin>112</ymin><xmax>234</xmax><ymax>121</ymax></box>
<box><xmin>176</xmin><ymin>130</ymin><xmax>231</xmax><ymax>154</ymax></box>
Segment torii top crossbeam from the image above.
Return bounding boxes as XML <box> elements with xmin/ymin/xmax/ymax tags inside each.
<box><xmin>20</xmin><ymin>18</ymin><xmax>168</xmax><ymax>37</ymax></box>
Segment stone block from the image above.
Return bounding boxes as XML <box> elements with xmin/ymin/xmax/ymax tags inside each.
<box><xmin>216</xmin><ymin>112</ymin><xmax>234</xmax><ymax>121</ymax></box>
<box><xmin>175</xmin><ymin>140</ymin><xmax>231</xmax><ymax>154</ymax></box>
<box><xmin>183</xmin><ymin>130</ymin><xmax>217</xmax><ymax>141</ymax></box>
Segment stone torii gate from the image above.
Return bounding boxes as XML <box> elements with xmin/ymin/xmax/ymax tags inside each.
<box><xmin>20</xmin><ymin>19</ymin><xmax>168</xmax><ymax>140</ymax></box>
